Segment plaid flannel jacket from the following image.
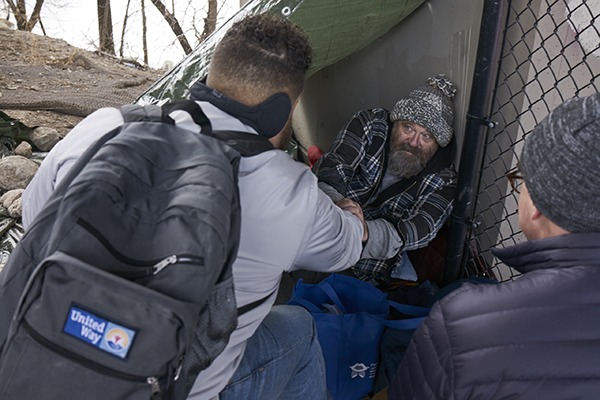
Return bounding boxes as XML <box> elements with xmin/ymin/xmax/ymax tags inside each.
<box><xmin>313</xmin><ymin>108</ymin><xmax>457</xmax><ymax>282</ymax></box>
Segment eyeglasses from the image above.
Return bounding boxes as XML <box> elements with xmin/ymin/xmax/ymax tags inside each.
<box><xmin>506</xmin><ymin>168</ymin><xmax>524</xmax><ymax>194</ymax></box>
<box><xmin>397</xmin><ymin>122</ymin><xmax>435</xmax><ymax>144</ymax></box>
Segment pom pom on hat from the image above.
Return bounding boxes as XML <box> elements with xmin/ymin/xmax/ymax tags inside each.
<box><xmin>390</xmin><ymin>74</ymin><xmax>457</xmax><ymax>147</ymax></box>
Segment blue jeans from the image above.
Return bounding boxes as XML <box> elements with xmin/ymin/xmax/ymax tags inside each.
<box><xmin>219</xmin><ymin>305</ymin><xmax>328</xmax><ymax>400</ymax></box>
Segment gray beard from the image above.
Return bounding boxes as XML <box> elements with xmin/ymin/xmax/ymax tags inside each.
<box><xmin>387</xmin><ymin>149</ymin><xmax>426</xmax><ymax>178</ymax></box>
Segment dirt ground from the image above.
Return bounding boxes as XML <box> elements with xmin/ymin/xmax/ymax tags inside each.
<box><xmin>0</xmin><ymin>26</ymin><xmax>165</xmax><ymax>136</ymax></box>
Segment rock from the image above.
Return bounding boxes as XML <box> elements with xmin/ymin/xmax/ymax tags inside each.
<box><xmin>30</xmin><ymin>126</ymin><xmax>61</xmax><ymax>151</ymax></box>
<box><xmin>0</xmin><ymin>189</ymin><xmax>24</xmax><ymax>209</ymax></box>
<box><xmin>0</xmin><ymin>189</ymin><xmax>25</xmax><ymax>219</ymax></box>
<box><xmin>0</xmin><ymin>156</ymin><xmax>38</xmax><ymax>190</ymax></box>
<box><xmin>7</xmin><ymin>197</ymin><xmax>22</xmax><ymax>218</ymax></box>
<box><xmin>14</xmin><ymin>141</ymin><xmax>33</xmax><ymax>158</ymax></box>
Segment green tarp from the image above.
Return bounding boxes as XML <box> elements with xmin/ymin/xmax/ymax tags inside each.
<box><xmin>137</xmin><ymin>0</ymin><xmax>425</xmax><ymax>104</ymax></box>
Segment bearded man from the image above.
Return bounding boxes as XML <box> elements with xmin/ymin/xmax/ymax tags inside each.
<box><xmin>313</xmin><ymin>75</ymin><xmax>458</xmax><ymax>283</ymax></box>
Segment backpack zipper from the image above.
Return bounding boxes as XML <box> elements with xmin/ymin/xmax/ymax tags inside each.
<box><xmin>76</xmin><ymin>218</ymin><xmax>204</xmax><ymax>277</ymax></box>
<box><xmin>153</xmin><ymin>255</ymin><xmax>178</xmax><ymax>274</ymax></box>
<box><xmin>147</xmin><ymin>376</ymin><xmax>162</xmax><ymax>399</ymax></box>
<box><xmin>22</xmin><ymin>320</ymin><xmax>164</xmax><ymax>397</ymax></box>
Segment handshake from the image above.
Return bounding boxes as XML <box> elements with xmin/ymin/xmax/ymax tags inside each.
<box><xmin>336</xmin><ymin>198</ymin><xmax>369</xmax><ymax>243</ymax></box>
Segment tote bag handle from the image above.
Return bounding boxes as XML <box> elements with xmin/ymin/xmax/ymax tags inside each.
<box><xmin>319</xmin><ymin>279</ymin><xmax>349</xmax><ymax>314</ymax></box>
<box><xmin>376</xmin><ymin>301</ymin><xmax>430</xmax><ymax>330</ymax></box>
<box><xmin>318</xmin><ymin>279</ymin><xmax>430</xmax><ymax>330</ymax></box>
<box><xmin>288</xmin><ymin>280</ymin><xmax>348</xmax><ymax>314</ymax></box>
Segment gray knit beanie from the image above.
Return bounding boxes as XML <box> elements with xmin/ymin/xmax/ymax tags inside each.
<box><xmin>390</xmin><ymin>74</ymin><xmax>457</xmax><ymax>147</ymax></box>
<box><xmin>521</xmin><ymin>92</ymin><xmax>600</xmax><ymax>233</ymax></box>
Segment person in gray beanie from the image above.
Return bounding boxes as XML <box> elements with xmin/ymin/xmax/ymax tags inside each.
<box><xmin>520</xmin><ymin>93</ymin><xmax>600</xmax><ymax>233</ymax></box>
<box><xmin>311</xmin><ymin>74</ymin><xmax>458</xmax><ymax>283</ymax></box>
<box><xmin>389</xmin><ymin>92</ymin><xmax>600</xmax><ymax>400</ymax></box>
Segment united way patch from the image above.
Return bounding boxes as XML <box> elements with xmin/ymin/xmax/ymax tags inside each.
<box><xmin>63</xmin><ymin>305</ymin><xmax>136</xmax><ymax>359</ymax></box>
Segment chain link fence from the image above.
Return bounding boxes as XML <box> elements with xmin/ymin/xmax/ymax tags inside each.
<box><xmin>469</xmin><ymin>0</ymin><xmax>599</xmax><ymax>282</ymax></box>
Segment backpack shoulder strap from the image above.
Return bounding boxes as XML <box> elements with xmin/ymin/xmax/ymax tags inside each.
<box><xmin>209</xmin><ymin>130</ymin><xmax>274</xmax><ymax>157</ymax></box>
<box><xmin>237</xmin><ymin>290</ymin><xmax>276</xmax><ymax>316</ymax></box>
<box><xmin>162</xmin><ymin>100</ymin><xmax>211</xmax><ymax>132</ymax></box>
<box><xmin>120</xmin><ymin>103</ymin><xmax>165</xmax><ymax>123</ymax></box>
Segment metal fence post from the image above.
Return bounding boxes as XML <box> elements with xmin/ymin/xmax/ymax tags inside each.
<box><xmin>442</xmin><ymin>0</ymin><xmax>509</xmax><ymax>286</ymax></box>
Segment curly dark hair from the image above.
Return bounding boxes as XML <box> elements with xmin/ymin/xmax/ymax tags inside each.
<box><xmin>209</xmin><ymin>13</ymin><xmax>313</xmax><ymax>103</ymax></box>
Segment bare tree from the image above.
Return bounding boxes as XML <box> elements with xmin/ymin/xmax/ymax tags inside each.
<box><xmin>148</xmin><ymin>0</ymin><xmax>192</xmax><ymax>54</ymax></box>
<box><xmin>119</xmin><ymin>0</ymin><xmax>132</xmax><ymax>58</ymax></box>
<box><xmin>199</xmin><ymin>0</ymin><xmax>217</xmax><ymax>42</ymax></box>
<box><xmin>5</xmin><ymin>0</ymin><xmax>44</xmax><ymax>31</ymax></box>
<box><xmin>141</xmin><ymin>0</ymin><xmax>148</xmax><ymax>65</ymax></box>
<box><xmin>97</xmin><ymin>0</ymin><xmax>115</xmax><ymax>55</ymax></box>
<box><xmin>113</xmin><ymin>0</ymin><xmax>224</xmax><ymax>66</ymax></box>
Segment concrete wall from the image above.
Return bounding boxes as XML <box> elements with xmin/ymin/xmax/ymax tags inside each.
<box><xmin>292</xmin><ymin>0</ymin><xmax>485</xmax><ymax>163</ymax></box>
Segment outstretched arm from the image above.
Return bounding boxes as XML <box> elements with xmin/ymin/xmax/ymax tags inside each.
<box><xmin>292</xmin><ymin>189</ymin><xmax>365</xmax><ymax>272</ymax></box>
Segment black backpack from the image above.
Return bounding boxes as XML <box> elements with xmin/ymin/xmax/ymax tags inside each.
<box><xmin>0</xmin><ymin>101</ymin><xmax>273</xmax><ymax>399</ymax></box>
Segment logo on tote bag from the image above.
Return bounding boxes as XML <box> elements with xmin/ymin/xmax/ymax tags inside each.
<box><xmin>350</xmin><ymin>362</ymin><xmax>377</xmax><ymax>379</ymax></box>
<box><xmin>350</xmin><ymin>363</ymin><xmax>369</xmax><ymax>378</ymax></box>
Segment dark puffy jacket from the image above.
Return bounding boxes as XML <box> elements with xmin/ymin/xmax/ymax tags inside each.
<box><xmin>390</xmin><ymin>232</ymin><xmax>600</xmax><ymax>400</ymax></box>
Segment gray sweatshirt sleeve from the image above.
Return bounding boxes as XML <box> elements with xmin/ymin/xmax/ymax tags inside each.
<box><xmin>361</xmin><ymin>219</ymin><xmax>403</xmax><ymax>259</ymax></box>
<box><xmin>319</xmin><ymin>180</ymin><xmax>402</xmax><ymax>260</ymax></box>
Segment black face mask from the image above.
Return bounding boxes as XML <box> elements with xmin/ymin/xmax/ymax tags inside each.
<box><xmin>189</xmin><ymin>81</ymin><xmax>292</xmax><ymax>138</ymax></box>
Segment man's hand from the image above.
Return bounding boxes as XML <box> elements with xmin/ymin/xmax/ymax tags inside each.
<box><xmin>336</xmin><ymin>198</ymin><xmax>369</xmax><ymax>243</ymax></box>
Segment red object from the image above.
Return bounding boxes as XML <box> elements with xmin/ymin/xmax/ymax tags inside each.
<box><xmin>308</xmin><ymin>145</ymin><xmax>324</xmax><ymax>167</ymax></box>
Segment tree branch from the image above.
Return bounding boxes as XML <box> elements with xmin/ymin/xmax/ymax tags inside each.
<box><xmin>148</xmin><ymin>0</ymin><xmax>192</xmax><ymax>54</ymax></box>
<box><xmin>25</xmin><ymin>0</ymin><xmax>45</xmax><ymax>32</ymax></box>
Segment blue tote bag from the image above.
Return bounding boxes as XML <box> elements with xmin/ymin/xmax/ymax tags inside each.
<box><xmin>288</xmin><ymin>274</ymin><xmax>430</xmax><ymax>400</ymax></box>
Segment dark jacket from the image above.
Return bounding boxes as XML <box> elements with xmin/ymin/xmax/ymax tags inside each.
<box><xmin>390</xmin><ymin>232</ymin><xmax>600</xmax><ymax>400</ymax></box>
